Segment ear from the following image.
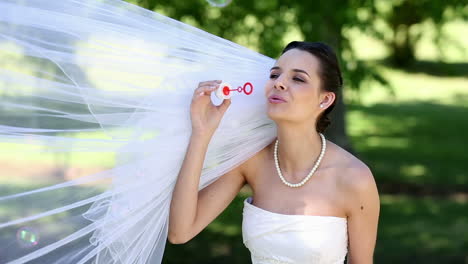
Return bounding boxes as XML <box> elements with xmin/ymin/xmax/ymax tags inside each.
<box><xmin>319</xmin><ymin>91</ymin><xmax>336</xmax><ymax>109</ymax></box>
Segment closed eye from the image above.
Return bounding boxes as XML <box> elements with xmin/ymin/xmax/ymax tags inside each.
<box><xmin>269</xmin><ymin>74</ymin><xmax>305</xmax><ymax>82</ymax></box>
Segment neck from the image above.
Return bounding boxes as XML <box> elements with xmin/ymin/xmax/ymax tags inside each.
<box><xmin>275</xmin><ymin>122</ymin><xmax>323</xmax><ymax>180</ymax></box>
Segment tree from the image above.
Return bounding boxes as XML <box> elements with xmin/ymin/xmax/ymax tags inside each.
<box><xmin>368</xmin><ymin>0</ymin><xmax>468</xmax><ymax>66</ymax></box>
<box><xmin>134</xmin><ymin>0</ymin><xmax>387</xmax><ymax>151</ymax></box>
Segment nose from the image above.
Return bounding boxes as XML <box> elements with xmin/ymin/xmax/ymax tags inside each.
<box><xmin>274</xmin><ymin>76</ymin><xmax>287</xmax><ymax>91</ymax></box>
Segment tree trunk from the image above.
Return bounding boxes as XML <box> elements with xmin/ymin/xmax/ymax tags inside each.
<box><xmin>318</xmin><ymin>28</ymin><xmax>354</xmax><ymax>153</ymax></box>
<box><xmin>390</xmin><ymin>24</ymin><xmax>415</xmax><ymax>67</ymax></box>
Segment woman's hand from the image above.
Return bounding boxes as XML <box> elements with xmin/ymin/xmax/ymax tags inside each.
<box><xmin>190</xmin><ymin>80</ymin><xmax>231</xmax><ymax>138</ymax></box>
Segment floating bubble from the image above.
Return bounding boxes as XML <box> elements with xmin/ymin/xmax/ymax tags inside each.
<box><xmin>16</xmin><ymin>227</ymin><xmax>40</xmax><ymax>248</ymax></box>
<box><xmin>206</xmin><ymin>0</ymin><xmax>232</xmax><ymax>8</ymax></box>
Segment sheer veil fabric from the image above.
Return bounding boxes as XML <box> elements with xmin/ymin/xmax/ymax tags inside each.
<box><xmin>0</xmin><ymin>0</ymin><xmax>277</xmax><ymax>263</ymax></box>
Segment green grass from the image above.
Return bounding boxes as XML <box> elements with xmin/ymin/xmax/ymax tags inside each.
<box><xmin>354</xmin><ymin>66</ymin><xmax>468</xmax><ymax>106</ymax></box>
<box><xmin>0</xmin><ymin>130</ymin><xmax>117</xmax><ymax>168</ymax></box>
<box><xmin>348</xmin><ymin>101</ymin><xmax>468</xmax><ymax>188</ymax></box>
<box><xmin>345</xmin><ymin>59</ymin><xmax>468</xmax><ymax>190</ymax></box>
<box><xmin>375</xmin><ymin>195</ymin><xmax>468</xmax><ymax>263</ymax></box>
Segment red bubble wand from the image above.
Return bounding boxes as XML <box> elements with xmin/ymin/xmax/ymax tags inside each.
<box><xmin>215</xmin><ymin>82</ymin><xmax>253</xmax><ymax>100</ymax></box>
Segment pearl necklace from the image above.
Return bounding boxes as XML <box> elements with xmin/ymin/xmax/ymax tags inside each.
<box><xmin>274</xmin><ymin>133</ymin><xmax>326</xmax><ymax>188</ymax></box>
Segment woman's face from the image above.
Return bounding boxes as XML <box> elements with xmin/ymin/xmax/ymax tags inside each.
<box><xmin>264</xmin><ymin>48</ymin><xmax>332</xmax><ymax>124</ymax></box>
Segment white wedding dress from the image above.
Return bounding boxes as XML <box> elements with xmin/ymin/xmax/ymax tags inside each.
<box><xmin>242</xmin><ymin>197</ymin><xmax>348</xmax><ymax>264</ymax></box>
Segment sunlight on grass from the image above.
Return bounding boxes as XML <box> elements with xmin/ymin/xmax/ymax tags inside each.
<box><xmin>356</xmin><ymin>66</ymin><xmax>468</xmax><ymax>106</ymax></box>
<box><xmin>366</xmin><ymin>136</ymin><xmax>410</xmax><ymax>149</ymax></box>
<box><xmin>400</xmin><ymin>164</ymin><xmax>427</xmax><ymax>178</ymax></box>
<box><xmin>347</xmin><ymin>101</ymin><xmax>468</xmax><ymax>186</ymax></box>
<box><xmin>0</xmin><ymin>139</ymin><xmax>116</xmax><ymax>168</ymax></box>
<box><xmin>0</xmin><ymin>128</ymin><xmax>161</xmax><ymax>167</ymax></box>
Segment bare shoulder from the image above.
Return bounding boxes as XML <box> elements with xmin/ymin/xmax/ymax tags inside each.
<box><xmin>327</xmin><ymin>141</ymin><xmax>378</xmax><ymax>196</ymax></box>
<box><xmin>329</xmin><ymin>142</ymin><xmax>380</xmax><ymax>262</ymax></box>
<box><xmin>240</xmin><ymin>141</ymin><xmax>272</xmax><ymax>183</ymax></box>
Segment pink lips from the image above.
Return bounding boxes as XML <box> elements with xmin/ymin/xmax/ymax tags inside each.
<box><xmin>268</xmin><ymin>94</ymin><xmax>286</xmax><ymax>104</ymax></box>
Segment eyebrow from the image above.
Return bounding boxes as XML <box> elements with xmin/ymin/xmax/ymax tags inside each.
<box><xmin>270</xmin><ymin>66</ymin><xmax>310</xmax><ymax>77</ymax></box>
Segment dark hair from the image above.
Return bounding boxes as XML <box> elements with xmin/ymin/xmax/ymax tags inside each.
<box><xmin>281</xmin><ymin>41</ymin><xmax>343</xmax><ymax>133</ymax></box>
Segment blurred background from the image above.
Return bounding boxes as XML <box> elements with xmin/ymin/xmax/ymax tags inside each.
<box><xmin>1</xmin><ymin>0</ymin><xmax>467</xmax><ymax>263</ymax></box>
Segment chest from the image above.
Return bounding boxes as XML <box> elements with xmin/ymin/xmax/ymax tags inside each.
<box><xmin>242</xmin><ymin>197</ymin><xmax>349</xmax><ymax>263</ymax></box>
<box><xmin>243</xmin><ymin>217</ymin><xmax>348</xmax><ymax>264</ymax></box>
<box><xmin>245</xmin><ymin>155</ymin><xmax>346</xmax><ymax>217</ymax></box>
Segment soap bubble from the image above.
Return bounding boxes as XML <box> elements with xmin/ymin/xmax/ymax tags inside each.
<box><xmin>206</xmin><ymin>0</ymin><xmax>232</xmax><ymax>8</ymax></box>
<box><xmin>16</xmin><ymin>227</ymin><xmax>40</xmax><ymax>248</ymax></box>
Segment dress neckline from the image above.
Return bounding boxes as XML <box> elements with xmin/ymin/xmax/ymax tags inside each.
<box><xmin>244</xmin><ymin>197</ymin><xmax>347</xmax><ymax>221</ymax></box>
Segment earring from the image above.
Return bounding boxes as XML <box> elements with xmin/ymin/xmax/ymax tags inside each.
<box><xmin>320</xmin><ymin>104</ymin><xmax>324</xmax><ymax>108</ymax></box>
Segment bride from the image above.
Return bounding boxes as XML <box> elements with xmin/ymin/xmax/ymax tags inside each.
<box><xmin>0</xmin><ymin>0</ymin><xmax>378</xmax><ymax>263</ymax></box>
<box><xmin>169</xmin><ymin>41</ymin><xmax>380</xmax><ymax>263</ymax></box>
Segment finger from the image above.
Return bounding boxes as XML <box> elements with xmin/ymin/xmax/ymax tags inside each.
<box><xmin>194</xmin><ymin>84</ymin><xmax>219</xmax><ymax>96</ymax></box>
<box><xmin>198</xmin><ymin>80</ymin><xmax>222</xmax><ymax>87</ymax></box>
<box><xmin>218</xmin><ymin>97</ymin><xmax>231</xmax><ymax>113</ymax></box>
<box><xmin>195</xmin><ymin>85</ymin><xmax>219</xmax><ymax>95</ymax></box>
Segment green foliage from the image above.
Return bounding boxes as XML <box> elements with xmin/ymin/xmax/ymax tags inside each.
<box><xmin>368</xmin><ymin>0</ymin><xmax>468</xmax><ymax>66</ymax></box>
<box><xmin>134</xmin><ymin>0</ymin><xmax>389</xmax><ymax>92</ymax></box>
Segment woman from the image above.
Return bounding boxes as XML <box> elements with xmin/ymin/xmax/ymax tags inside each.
<box><xmin>169</xmin><ymin>41</ymin><xmax>380</xmax><ymax>263</ymax></box>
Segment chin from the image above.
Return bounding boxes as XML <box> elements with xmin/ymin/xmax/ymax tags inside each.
<box><xmin>267</xmin><ymin>108</ymin><xmax>289</xmax><ymax>122</ymax></box>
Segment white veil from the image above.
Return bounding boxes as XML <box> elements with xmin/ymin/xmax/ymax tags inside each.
<box><xmin>0</xmin><ymin>0</ymin><xmax>277</xmax><ymax>263</ymax></box>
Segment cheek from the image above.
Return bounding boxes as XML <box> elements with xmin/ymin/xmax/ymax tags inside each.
<box><xmin>294</xmin><ymin>87</ymin><xmax>319</xmax><ymax>112</ymax></box>
<box><xmin>264</xmin><ymin>80</ymin><xmax>273</xmax><ymax>96</ymax></box>
<box><xmin>295</xmin><ymin>84</ymin><xmax>315</xmax><ymax>100</ymax></box>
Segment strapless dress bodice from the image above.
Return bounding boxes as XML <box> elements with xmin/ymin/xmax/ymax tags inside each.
<box><xmin>242</xmin><ymin>197</ymin><xmax>348</xmax><ymax>264</ymax></box>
